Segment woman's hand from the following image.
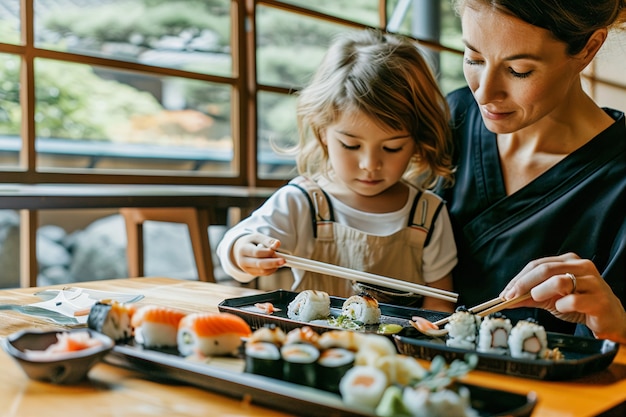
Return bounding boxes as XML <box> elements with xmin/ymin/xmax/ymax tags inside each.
<box><xmin>231</xmin><ymin>233</ymin><xmax>286</xmax><ymax>276</ymax></box>
<box><xmin>501</xmin><ymin>253</ymin><xmax>626</xmax><ymax>344</ymax></box>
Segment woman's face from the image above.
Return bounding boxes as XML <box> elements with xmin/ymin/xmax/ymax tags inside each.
<box><xmin>460</xmin><ymin>5</ymin><xmax>584</xmax><ymax>134</ymax></box>
<box><xmin>322</xmin><ymin>110</ymin><xmax>416</xmax><ymax>198</ymax></box>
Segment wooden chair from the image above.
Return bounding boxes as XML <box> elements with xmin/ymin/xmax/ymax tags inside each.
<box><xmin>119</xmin><ymin>207</ymin><xmax>215</xmax><ymax>282</ymax></box>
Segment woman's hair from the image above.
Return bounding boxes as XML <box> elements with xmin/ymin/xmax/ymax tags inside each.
<box><xmin>453</xmin><ymin>0</ymin><xmax>626</xmax><ymax>54</ymax></box>
<box><xmin>294</xmin><ymin>29</ymin><xmax>454</xmax><ymax>190</ymax></box>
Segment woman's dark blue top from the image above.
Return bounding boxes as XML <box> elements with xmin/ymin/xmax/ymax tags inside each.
<box><xmin>439</xmin><ymin>87</ymin><xmax>626</xmax><ymax>334</ymax></box>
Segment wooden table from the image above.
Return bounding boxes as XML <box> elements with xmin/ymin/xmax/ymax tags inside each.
<box><xmin>0</xmin><ymin>184</ymin><xmax>275</xmax><ymax>287</ymax></box>
<box><xmin>1</xmin><ymin>277</ymin><xmax>625</xmax><ymax>417</ymax></box>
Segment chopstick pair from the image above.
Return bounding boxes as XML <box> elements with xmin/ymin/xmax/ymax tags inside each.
<box><xmin>430</xmin><ymin>292</ymin><xmax>533</xmax><ymax>328</ymax></box>
<box><xmin>277</xmin><ymin>253</ymin><xmax>459</xmax><ymax>304</ymax></box>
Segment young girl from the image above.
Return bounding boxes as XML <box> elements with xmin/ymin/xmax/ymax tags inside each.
<box><xmin>217</xmin><ymin>29</ymin><xmax>457</xmax><ymax>312</ymax></box>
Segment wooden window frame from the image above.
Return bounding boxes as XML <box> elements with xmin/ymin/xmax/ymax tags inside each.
<box><xmin>2</xmin><ymin>1</ymin><xmax>622</xmax><ymax>189</ymax></box>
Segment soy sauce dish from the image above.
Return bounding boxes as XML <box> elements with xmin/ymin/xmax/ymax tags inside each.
<box><xmin>2</xmin><ymin>328</ymin><xmax>114</xmax><ymax>384</ymax></box>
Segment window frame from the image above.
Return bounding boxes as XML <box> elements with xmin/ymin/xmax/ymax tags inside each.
<box><xmin>2</xmin><ymin>0</ymin><xmax>623</xmax><ymax>188</ymax></box>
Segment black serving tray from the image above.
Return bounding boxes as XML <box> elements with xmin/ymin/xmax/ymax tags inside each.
<box><xmin>106</xmin><ymin>341</ymin><xmax>537</xmax><ymax>417</ymax></box>
<box><xmin>394</xmin><ymin>329</ymin><xmax>620</xmax><ymax>381</ymax></box>
<box><xmin>218</xmin><ymin>290</ymin><xmax>619</xmax><ymax>381</ymax></box>
<box><xmin>217</xmin><ymin>289</ymin><xmax>447</xmax><ymax>335</ymax></box>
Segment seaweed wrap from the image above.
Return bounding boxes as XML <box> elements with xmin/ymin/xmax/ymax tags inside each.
<box><xmin>245</xmin><ymin>341</ymin><xmax>283</xmax><ymax>379</ymax></box>
<box><xmin>281</xmin><ymin>343</ymin><xmax>320</xmax><ymax>387</ymax></box>
<box><xmin>87</xmin><ymin>300</ymin><xmax>133</xmax><ymax>342</ymax></box>
<box><xmin>316</xmin><ymin>347</ymin><xmax>355</xmax><ymax>393</ymax></box>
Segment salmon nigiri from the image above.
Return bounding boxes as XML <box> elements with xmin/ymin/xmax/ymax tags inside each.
<box><xmin>177</xmin><ymin>312</ymin><xmax>252</xmax><ymax>357</ymax></box>
<box><xmin>131</xmin><ymin>305</ymin><xmax>187</xmax><ymax>348</ymax></box>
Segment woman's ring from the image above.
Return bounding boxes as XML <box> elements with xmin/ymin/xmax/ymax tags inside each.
<box><xmin>566</xmin><ymin>273</ymin><xmax>577</xmax><ymax>294</ymax></box>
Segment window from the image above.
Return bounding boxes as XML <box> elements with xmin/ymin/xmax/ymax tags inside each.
<box><xmin>2</xmin><ymin>1</ymin><xmax>623</xmax><ymax>187</ymax></box>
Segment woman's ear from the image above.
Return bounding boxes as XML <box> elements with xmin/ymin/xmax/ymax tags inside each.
<box><xmin>577</xmin><ymin>28</ymin><xmax>608</xmax><ymax>69</ymax></box>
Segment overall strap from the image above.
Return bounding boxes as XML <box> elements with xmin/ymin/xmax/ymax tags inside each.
<box><xmin>288</xmin><ymin>176</ymin><xmax>334</xmax><ymax>239</ymax></box>
<box><xmin>407</xmin><ymin>188</ymin><xmax>444</xmax><ymax>248</ymax></box>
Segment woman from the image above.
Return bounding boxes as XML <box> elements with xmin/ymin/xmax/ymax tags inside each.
<box><xmin>439</xmin><ymin>0</ymin><xmax>626</xmax><ymax>342</ymax></box>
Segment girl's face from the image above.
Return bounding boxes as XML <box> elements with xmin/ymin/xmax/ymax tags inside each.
<box><xmin>322</xmin><ymin>110</ymin><xmax>416</xmax><ymax>198</ymax></box>
<box><xmin>461</xmin><ymin>5</ymin><xmax>584</xmax><ymax>134</ymax></box>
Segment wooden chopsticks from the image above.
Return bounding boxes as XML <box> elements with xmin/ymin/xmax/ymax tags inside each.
<box><xmin>431</xmin><ymin>292</ymin><xmax>533</xmax><ymax>327</ymax></box>
<box><xmin>277</xmin><ymin>253</ymin><xmax>459</xmax><ymax>304</ymax></box>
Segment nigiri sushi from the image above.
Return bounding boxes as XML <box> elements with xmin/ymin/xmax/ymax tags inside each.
<box><xmin>177</xmin><ymin>312</ymin><xmax>252</xmax><ymax>357</ymax></box>
<box><xmin>131</xmin><ymin>305</ymin><xmax>187</xmax><ymax>348</ymax></box>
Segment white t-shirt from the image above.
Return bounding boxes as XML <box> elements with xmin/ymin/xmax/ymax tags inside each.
<box><xmin>216</xmin><ymin>184</ymin><xmax>457</xmax><ymax>285</ymax></box>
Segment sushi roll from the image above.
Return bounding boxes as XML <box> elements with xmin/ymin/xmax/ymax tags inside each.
<box><xmin>339</xmin><ymin>365</ymin><xmax>389</xmax><ymax>411</ymax></box>
<box><xmin>318</xmin><ymin>330</ymin><xmax>362</xmax><ymax>351</ymax></box>
<box><xmin>87</xmin><ymin>300</ymin><xmax>134</xmax><ymax>342</ymax></box>
<box><xmin>177</xmin><ymin>312</ymin><xmax>252</xmax><ymax>357</ymax></box>
<box><xmin>285</xmin><ymin>326</ymin><xmax>320</xmax><ymax>347</ymax></box>
<box><xmin>281</xmin><ymin>343</ymin><xmax>320</xmax><ymax>387</ymax></box>
<box><xmin>477</xmin><ymin>312</ymin><xmax>512</xmax><ymax>355</ymax></box>
<box><xmin>508</xmin><ymin>318</ymin><xmax>548</xmax><ymax>359</ymax></box>
<box><xmin>445</xmin><ymin>306</ymin><xmax>481</xmax><ymax>350</ymax></box>
<box><xmin>341</xmin><ymin>293</ymin><xmax>381</xmax><ymax>325</ymax></box>
<box><xmin>316</xmin><ymin>347</ymin><xmax>355</xmax><ymax>393</ymax></box>
<box><xmin>355</xmin><ymin>334</ymin><xmax>398</xmax><ymax>367</ymax></box>
<box><xmin>248</xmin><ymin>324</ymin><xmax>286</xmax><ymax>346</ymax></box>
<box><xmin>245</xmin><ymin>341</ymin><xmax>283</xmax><ymax>379</ymax></box>
<box><xmin>130</xmin><ymin>305</ymin><xmax>187</xmax><ymax>348</ymax></box>
<box><xmin>287</xmin><ymin>290</ymin><xmax>331</xmax><ymax>322</ymax></box>
<box><xmin>374</xmin><ymin>354</ymin><xmax>426</xmax><ymax>386</ymax></box>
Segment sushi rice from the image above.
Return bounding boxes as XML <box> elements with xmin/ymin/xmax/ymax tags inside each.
<box><xmin>477</xmin><ymin>313</ymin><xmax>512</xmax><ymax>355</ymax></box>
<box><xmin>508</xmin><ymin>318</ymin><xmax>548</xmax><ymax>359</ymax></box>
<box><xmin>341</xmin><ymin>294</ymin><xmax>381</xmax><ymax>325</ymax></box>
<box><xmin>287</xmin><ymin>290</ymin><xmax>331</xmax><ymax>322</ymax></box>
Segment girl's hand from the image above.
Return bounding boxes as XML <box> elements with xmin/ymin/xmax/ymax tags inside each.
<box><xmin>500</xmin><ymin>253</ymin><xmax>626</xmax><ymax>344</ymax></box>
<box><xmin>232</xmin><ymin>233</ymin><xmax>286</xmax><ymax>276</ymax></box>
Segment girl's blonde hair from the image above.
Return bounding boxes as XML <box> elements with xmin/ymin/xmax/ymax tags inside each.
<box><xmin>295</xmin><ymin>29</ymin><xmax>454</xmax><ymax>190</ymax></box>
